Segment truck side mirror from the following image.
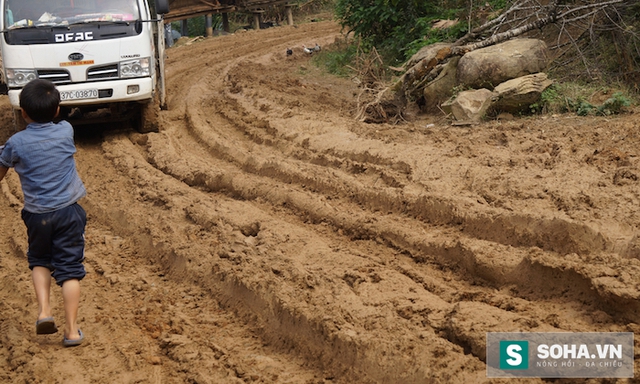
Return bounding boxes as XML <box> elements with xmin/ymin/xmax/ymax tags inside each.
<box><xmin>155</xmin><ymin>0</ymin><xmax>170</xmax><ymax>15</ymax></box>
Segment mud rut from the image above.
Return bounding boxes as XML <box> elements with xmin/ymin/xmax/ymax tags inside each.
<box><xmin>1</xmin><ymin>20</ymin><xmax>640</xmax><ymax>383</ymax></box>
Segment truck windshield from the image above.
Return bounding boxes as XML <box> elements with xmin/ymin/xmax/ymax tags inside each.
<box><xmin>5</xmin><ymin>0</ymin><xmax>140</xmax><ymax>29</ymax></box>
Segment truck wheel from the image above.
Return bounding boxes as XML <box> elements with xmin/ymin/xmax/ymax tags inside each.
<box><xmin>135</xmin><ymin>100</ymin><xmax>160</xmax><ymax>133</ymax></box>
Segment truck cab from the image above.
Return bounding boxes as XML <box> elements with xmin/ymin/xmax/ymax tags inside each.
<box><xmin>0</xmin><ymin>0</ymin><xmax>169</xmax><ymax>132</ymax></box>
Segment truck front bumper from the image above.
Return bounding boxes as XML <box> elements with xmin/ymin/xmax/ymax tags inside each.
<box><xmin>8</xmin><ymin>77</ymin><xmax>154</xmax><ymax>108</ymax></box>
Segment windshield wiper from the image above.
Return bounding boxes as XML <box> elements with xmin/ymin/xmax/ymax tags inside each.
<box><xmin>8</xmin><ymin>24</ymin><xmax>39</xmax><ymax>30</ymax></box>
<box><xmin>68</xmin><ymin>19</ymin><xmax>133</xmax><ymax>26</ymax></box>
<box><xmin>9</xmin><ymin>23</ymin><xmax>71</xmax><ymax>30</ymax></box>
<box><xmin>35</xmin><ymin>22</ymin><xmax>67</xmax><ymax>27</ymax></box>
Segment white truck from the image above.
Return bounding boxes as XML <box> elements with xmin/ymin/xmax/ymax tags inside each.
<box><xmin>0</xmin><ymin>0</ymin><xmax>169</xmax><ymax>134</ymax></box>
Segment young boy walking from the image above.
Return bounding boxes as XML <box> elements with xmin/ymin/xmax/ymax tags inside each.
<box><xmin>0</xmin><ymin>79</ymin><xmax>87</xmax><ymax>347</ymax></box>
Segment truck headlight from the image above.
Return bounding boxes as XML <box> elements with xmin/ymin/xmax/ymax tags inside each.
<box><xmin>6</xmin><ymin>69</ymin><xmax>37</xmax><ymax>87</ymax></box>
<box><xmin>119</xmin><ymin>58</ymin><xmax>150</xmax><ymax>78</ymax></box>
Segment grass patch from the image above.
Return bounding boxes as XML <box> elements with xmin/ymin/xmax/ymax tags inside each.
<box><xmin>310</xmin><ymin>39</ymin><xmax>358</xmax><ymax>78</ymax></box>
<box><xmin>530</xmin><ymin>82</ymin><xmax>636</xmax><ymax>116</ymax></box>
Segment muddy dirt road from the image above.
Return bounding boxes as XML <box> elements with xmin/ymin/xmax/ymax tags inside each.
<box><xmin>1</xmin><ymin>19</ymin><xmax>640</xmax><ymax>383</ymax></box>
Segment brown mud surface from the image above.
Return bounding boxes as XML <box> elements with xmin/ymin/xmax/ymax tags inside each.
<box><xmin>1</xmin><ymin>19</ymin><xmax>640</xmax><ymax>383</ymax></box>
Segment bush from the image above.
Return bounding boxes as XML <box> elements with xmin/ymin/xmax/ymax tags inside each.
<box><xmin>530</xmin><ymin>84</ymin><xmax>634</xmax><ymax>116</ymax></box>
<box><xmin>597</xmin><ymin>92</ymin><xmax>632</xmax><ymax>115</ymax></box>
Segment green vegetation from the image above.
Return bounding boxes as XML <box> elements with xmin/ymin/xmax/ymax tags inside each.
<box><xmin>529</xmin><ymin>84</ymin><xmax>634</xmax><ymax>116</ymax></box>
<box><xmin>311</xmin><ymin>39</ymin><xmax>358</xmax><ymax>77</ymax></box>
<box><xmin>598</xmin><ymin>93</ymin><xmax>633</xmax><ymax>116</ymax></box>
<box><xmin>334</xmin><ymin>0</ymin><xmax>507</xmax><ymax>64</ymax></box>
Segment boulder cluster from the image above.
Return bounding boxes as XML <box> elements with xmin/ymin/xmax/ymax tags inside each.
<box><xmin>410</xmin><ymin>38</ymin><xmax>552</xmax><ymax>123</ymax></box>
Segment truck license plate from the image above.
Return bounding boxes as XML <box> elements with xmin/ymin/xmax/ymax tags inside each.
<box><xmin>60</xmin><ymin>89</ymin><xmax>98</xmax><ymax>101</ymax></box>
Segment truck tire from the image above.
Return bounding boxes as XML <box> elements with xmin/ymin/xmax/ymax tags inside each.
<box><xmin>135</xmin><ymin>99</ymin><xmax>160</xmax><ymax>133</ymax></box>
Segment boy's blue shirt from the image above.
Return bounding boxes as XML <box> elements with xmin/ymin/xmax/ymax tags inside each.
<box><xmin>0</xmin><ymin>120</ymin><xmax>86</xmax><ymax>213</ymax></box>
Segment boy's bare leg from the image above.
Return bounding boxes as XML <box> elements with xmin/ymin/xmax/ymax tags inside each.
<box><xmin>32</xmin><ymin>266</ymin><xmax>53</xmax><ymax>320</ymax></box>
<box><xmin>61</xmin><ymin>279</ymin><xmax>81</xmax><ymax>340</ymax></box>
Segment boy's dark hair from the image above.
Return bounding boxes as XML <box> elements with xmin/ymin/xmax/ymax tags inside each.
<box><xmin>19</xmin><ymin>79</ymin><xmax>60</xmax><ymax>123</ymax></box>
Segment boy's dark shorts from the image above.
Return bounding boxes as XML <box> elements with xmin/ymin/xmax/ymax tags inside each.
<box><xmin>22</xmin><ymin>203</ymin><xmax>86</xmax><ymax>286</ymax></box>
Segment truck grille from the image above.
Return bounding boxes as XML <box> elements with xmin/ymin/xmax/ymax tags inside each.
<box><xmin>87</xmin><ymin>64</ymin><xmax>119</xmax><ymax>80</ymax></box>
<box><xmin>37</xmin><ymin>69</ymin><xmax>71</xmax><ymax>84</ymax></box>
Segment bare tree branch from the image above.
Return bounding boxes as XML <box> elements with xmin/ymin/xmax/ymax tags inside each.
<box><xmin>454</xmin><ymin>0</ymin><xmax>534</xmax><ymax>45</ymax></box>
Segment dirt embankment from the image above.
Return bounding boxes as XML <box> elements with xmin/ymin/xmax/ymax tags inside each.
<box><xmin>1</xmin><ymin>19</ymin><xmax>640</xmax><ymax>383</ymax></box>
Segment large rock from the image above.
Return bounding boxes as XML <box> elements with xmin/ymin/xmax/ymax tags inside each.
<box><xmin>491</xmin><ymin>73</ymin><xmax>553</xmax><ymax>113</ymax></box>
<box><xmin>457</xmin><ymin>38</ymin><xmax>549</xmax><ymax>89</ymax></box>
<box><xmin>441</xmin><ymin>88</ymin><xmax>495</xmax><ymax>123</ymax></box>
<box><xmin>422</xmin><ymin>56</ymin><xmax>460</xmax><ymax>111</ymax></box>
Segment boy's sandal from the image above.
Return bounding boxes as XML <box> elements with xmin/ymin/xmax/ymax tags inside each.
<box><xmin>35</xmin><ymin>317</ymin><xmax>58</xmax><ymax>335</ymax></box>
<box><xmin>63</xmin><ymin>329</ymin><xmax>84</xmax><ymax>347</ymax></box>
